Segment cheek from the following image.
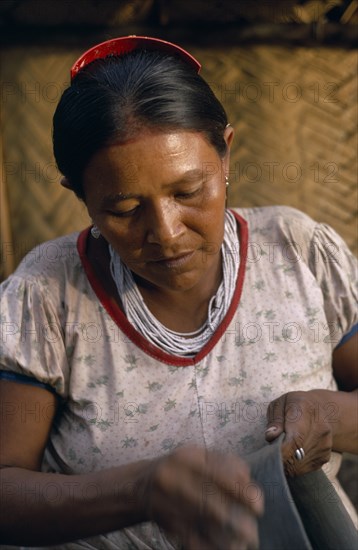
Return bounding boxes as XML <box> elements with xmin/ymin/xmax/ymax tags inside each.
<box><xmin>197</xmin><ymin>187</ymin><xmax>226</xmax><ymax>229</ymax></box>
<box><xmin>99</xmin><ymin>219</ymin><xmax>144</xmax><ymax>259</ymax></box>
<box><xmin>206</xmin><ymin>182</ymin><xmax>227</xmax><ymax>217</ymax></box>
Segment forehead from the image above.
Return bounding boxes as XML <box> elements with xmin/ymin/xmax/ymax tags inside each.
<box><xmin>83</xmin><ymin>130</ymin><xmax>221</xmax><ymax>190</ymax></box>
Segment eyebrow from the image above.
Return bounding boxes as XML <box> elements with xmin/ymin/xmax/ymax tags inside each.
<box><xmin>100</xmin><ymin>193</ymin><xmax>138</xmax><ymax>208</ymax></box>
<box><xmin>100</xmin><ymin>168</ymin><xmax>207</xmax><ymax>207</ymax></box>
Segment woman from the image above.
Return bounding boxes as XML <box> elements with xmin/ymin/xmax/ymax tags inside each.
<box><xmin>0</xmin><ymin>36</ymin><xmax>357</xmax><ymax>549</ymax></box>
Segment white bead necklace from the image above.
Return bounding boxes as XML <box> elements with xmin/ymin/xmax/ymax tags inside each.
<box><xmin>109</xmin><ymin>210</ymin><xmax>239</xmax><ymax>357</ymax></box>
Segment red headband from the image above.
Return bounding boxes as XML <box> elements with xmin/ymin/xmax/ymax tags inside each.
<box><xmin>70</xmin><ymin>36</ymin><xmax>201</xmax><ymax>81</ymax></box>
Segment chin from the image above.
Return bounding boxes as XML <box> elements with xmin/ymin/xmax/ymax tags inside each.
<box><xmin>151</xmin><ymin>271</ymin><xmax>201</xmax><ymax>293</ymax></box>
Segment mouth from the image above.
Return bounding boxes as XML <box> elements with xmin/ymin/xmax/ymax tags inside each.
<box><xmin>151</xmin><ymin>251</ymin><xmax>195</xmax><ymax>269</ymax></box>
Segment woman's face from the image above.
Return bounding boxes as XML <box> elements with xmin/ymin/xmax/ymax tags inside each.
<box><xmin>83</xmin><ymin>128</ymin><xmax>233</xmax><ymax>294</ymax></box>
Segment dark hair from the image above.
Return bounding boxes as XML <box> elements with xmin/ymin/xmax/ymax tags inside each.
<box><xmin>53</xmin><ymin>50</ymin><xmax>228</xmax><ymax>200</ymax></box>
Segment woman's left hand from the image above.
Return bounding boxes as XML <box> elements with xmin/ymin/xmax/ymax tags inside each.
<box><xmin>265</xmin><ymin>390</ymin><xmax>336</xmax><ymax>477</ymax></box>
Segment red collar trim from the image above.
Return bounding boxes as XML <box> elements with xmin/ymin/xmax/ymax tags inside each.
<box><xmin>77</xmin><ymin>210</ymin><xmax>248</xmax><ymax>366</ymax></box>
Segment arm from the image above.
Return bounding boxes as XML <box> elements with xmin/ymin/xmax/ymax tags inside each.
<box><xmin>0</xmin><ymin>380</ymin><xmax>147</xmax><ymax>545</ymax></box>
<box><xmin>330</xmin><ymin>330</ymin><xmax>358</xmax><ymax>452</ymax></box>
<box><xmin>0</xmin><ymin>380</ymin><xmax>262</xmax><ymax>547</ymax></box>
<box><xmin>265</xmin><ymin>333</ymin><xmax>358</xmax><ymax>476</ymax></box>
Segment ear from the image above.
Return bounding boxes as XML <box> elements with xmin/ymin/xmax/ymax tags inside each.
<box><xmin>223</xmin><ymin>124</ymin><xmax>234</xmax><ymax>175</ymax></box>
<box><xmin>224</xmin><ymin>124</ymin><xmax>234</xmax><ymax>151</ymax></box>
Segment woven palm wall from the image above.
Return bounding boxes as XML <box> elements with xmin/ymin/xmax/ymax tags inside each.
<box><xmin>198</xmin><ymin>45</ymin><xmax>357</xmax><ymax>246</ymax></box>
<box><xmin>1</xmin><ymin>43</ymin><xmax>356</xmax><ymax>280</ymax></box>
<box><xmin>1</xmin><ymin>47</ymin><xmax>91</xmax><ymax>278</ymax></box>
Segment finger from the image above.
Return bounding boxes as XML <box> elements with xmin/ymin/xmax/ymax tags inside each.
<box><xmin>147</xmin><ymin>445</ymin><xmax>263</xmax><ymax>548</ymax></box>
<box><xmin>198</xmin><ymin>462</ymin><xmax>263</xmax><ymax>549</ymax></box>
<box><xmin>266</xmin><ymin>394</ymin><xmax>307</xmax><ymax>475</ymax></box>
<box><xmin>279</xmin><ymin>394</ymin><xmax>310</xmax><ymax>474</ymax></box>
<box><xmin>185</xmin><ymin>503</ymin><xmax>260</xmax><ymax>550</ymax></box>
<box><xmin>281</xmin><ymin>432</ymin><xmax>306</xmax><ymax>477</ymax></box>
<box><xmin>201</xmin><ymin>451</ymin><xmax>264</xmax><ymax>516</ymax></box>
<box><xmin>264</xmin><ymin>425</ymin><xmax>282</xmax><ymax>442</ymax></box>
<box><xmin>270</xmin><ymin>393</ymin><xmax>335</xmax><ymax>477</ymax></box>
<box><xmin>280</xmin><ymin>399</ymin><xmax>307</xmax><ymax>475</ymax></box>
<box><xmin>283</xmin><ymin>428</ymin><xmax>332</xmax><ymax>477</ymax></box>
<box><xmin>171</xmin><ymin>475</ymin><xmax>260</xmax><ymax>549</ymax></box>
<box><xmin>179</xmin><ymin>447</ymin><xmax>263</xmax><ymax>516</ymax></box>
<box><xmin>147</xmin><ymin>447</ymin><xmax>263</xmax><ymax>540</ymax></box>
<box><xmin>265</xmin><ymin>394</ymin><xmax>287</xmax><ymax>441</ymax></box>
<box><xmin>167</xmin><ymin>449</ymin><xmax>263</xmax><ymax>547</ymax></box>
<box><xmin>226</xmin><ymin>505</ymin><xmax>260</xmax><ymax>550</ymax></box>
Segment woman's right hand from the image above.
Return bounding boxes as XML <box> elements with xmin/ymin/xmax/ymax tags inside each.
<box><xmin>138</xmin><ymin>445</ymin><xmax>263</xmax><ymax>549</ymax></box>
<box><xmin>0</xmin><ymin>378</ymin><xmax>262</xmax><ymax>547</ymax></box>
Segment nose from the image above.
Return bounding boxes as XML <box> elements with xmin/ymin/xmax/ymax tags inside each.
<box><xmin>146</xmin><ymin>200</ymin><xmax>185</xmax><ymax>246</ymax></box>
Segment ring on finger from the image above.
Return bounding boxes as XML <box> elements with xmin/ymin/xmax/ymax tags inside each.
<box><xmin>294</xmin><ymin>447</ymin><xmax>305</xmax><ymax>461</ymax></box>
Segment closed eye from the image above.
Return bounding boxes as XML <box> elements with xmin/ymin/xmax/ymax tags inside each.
<box><xmin>108</xmin><ymin>206</ymin><xmax>139</xmax><ymax>218</ymax></box>
<box><xmin>175</xmin><ymin>187</ymin><xmax>202</xmax><ymax>200</ymax></box>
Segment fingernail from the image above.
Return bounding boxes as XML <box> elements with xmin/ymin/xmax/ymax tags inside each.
<box><xmin>265</xmin><ymin>426</ymin><xmax>278</xmax><ymax>434</ymax></box>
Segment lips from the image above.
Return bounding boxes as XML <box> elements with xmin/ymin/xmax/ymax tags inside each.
<box><xmin>150</xmin><ymin>251</ymin><xmax>195</xmax><ymax>268</ymax></box>
<box><xmin>153</xmin><ymin>251</ymin><xmax>193</xmax><ymax>261</ymax></box>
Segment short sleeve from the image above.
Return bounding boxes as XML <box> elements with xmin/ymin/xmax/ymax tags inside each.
<box><xmin>0</xmin><ymin>274</ymin><xmax>69</xmax><ymax>397</ymax></box>
<box><xmin>308</xmin><ymin>223</ymin><xmax>358</xmax><ymax>347</ymax></box>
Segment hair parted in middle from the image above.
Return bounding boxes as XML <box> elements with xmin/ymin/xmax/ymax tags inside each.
<box><xmin>53</xmin><ymin>49</ymin><xmax>228</xmax><ymax>200</ymax></box>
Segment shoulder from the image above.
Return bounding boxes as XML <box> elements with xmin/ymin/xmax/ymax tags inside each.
<box><xmin>1</xmin><ymin>232</ymin><xmax>85</xmax><ymax>306</ymax></box>
<box><xmin>232</xmin><ymin>205</ymin><xmax>357</xmax><ymax>270</ymax></box>
<box><xmin>232</xmin><ymin>206</ymin><xmax>317</xmax><ymax>253</ymax></box>
<box><xmin>232</xmin><ymin>205</ymin><xmax>316</xmax><ymax>233</ymax></box>
<box><xmin>7</xmin><ymin>232</ymin><xmax>82</xmax><ymax>282</ymax></box>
